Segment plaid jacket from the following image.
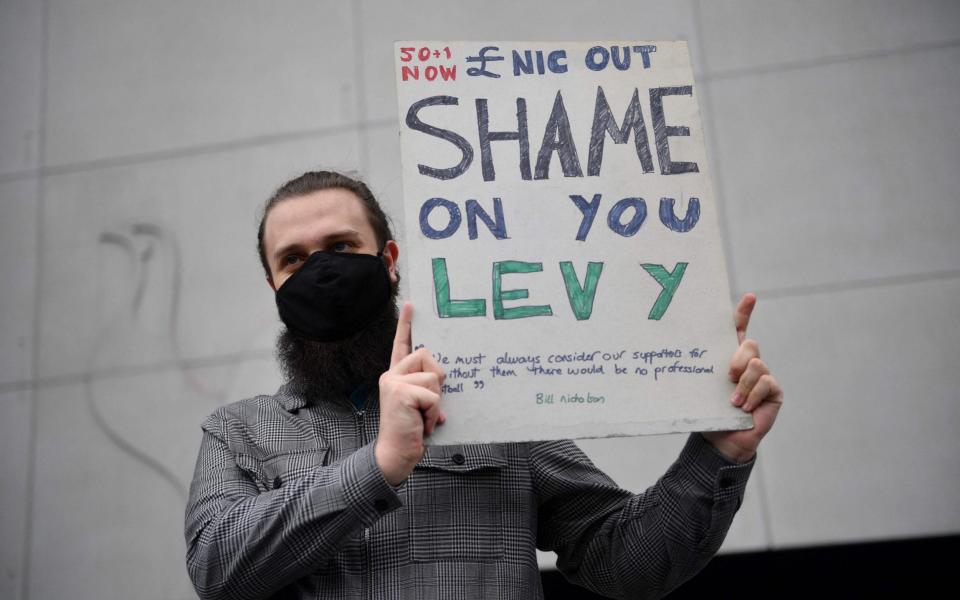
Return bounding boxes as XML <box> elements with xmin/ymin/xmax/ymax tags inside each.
<box><xmin>185</xmin><ymin>384</ymin><xmax>754</xmax><ymax>599</ymax></box>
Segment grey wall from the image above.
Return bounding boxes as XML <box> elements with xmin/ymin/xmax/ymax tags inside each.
<box><xmin>2</xmin><ymin>1</ymin><xmax>958</xmax><ymax>598</ymax></box>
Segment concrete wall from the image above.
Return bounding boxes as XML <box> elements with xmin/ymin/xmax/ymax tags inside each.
<box><xmin>1</xmin><ymin>1</ymin><xmax>958</xmax><ymax>598</ymax></box>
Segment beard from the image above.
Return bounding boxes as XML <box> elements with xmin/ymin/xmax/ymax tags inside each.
<box><xmin>276</xmin><ymin>283</ymin><xmax>399</xmax><ymax>403</ymax></box>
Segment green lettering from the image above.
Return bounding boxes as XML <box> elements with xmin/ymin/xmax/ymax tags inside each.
<box><xmin>641</xmin><ymin>262</ymin><xmax>688</xmax><ymax>320</ymax></box>
<box><xmin>432</xmin><ymin>258</ymin><xmax>486</xmax><ymax>317</ymax></box>
<box><xmin>559</xmin><ymin>261</ymin><xmax>603</xmax><ymax>320</ymax></box>
<box><xmin>492</xmin><ymin>261</ymin><xmax>553</xmax><ymax>320</ymax></box>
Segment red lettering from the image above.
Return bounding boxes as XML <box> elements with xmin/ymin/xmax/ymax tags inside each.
<box><xmin>439</xmin><ymin>64</ymin><xmax>456</xmax><ymax>81</ymax></box>
<box><xmin>401</xmin><ymin>63</ymin><xmax>455</xmax><ymax>83</ymax></box>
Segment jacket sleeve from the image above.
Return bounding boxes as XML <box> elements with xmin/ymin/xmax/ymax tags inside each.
<box><xmin>184</xmin><ymin>419</ymin><xmax>401</xmax><ymax>600</ymax></box>
<box><xmin>532</xmin><ymin>432</ymin><xmax>754</xmax><ymax>599</ymax></box>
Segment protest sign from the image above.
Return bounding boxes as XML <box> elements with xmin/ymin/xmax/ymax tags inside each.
<box><xmin>394</xmin><ymin>41</ymin><xmax>752</xmax><ymax>444</ymax></box>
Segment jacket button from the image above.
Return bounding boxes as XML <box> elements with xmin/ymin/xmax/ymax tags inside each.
<box><xmin>273</xmin><ymin>476</ymin><xmax>283</xmax><ymax>489</ymax></box>
<box><xmin>719</xmin><ymin>477</ymin><xmax>734</xmax><ymax>489</ymax></box>
<box><xmin>374</xmin><ymin>499</ymin><xmax>389</xmax><ymax>512</ymax></box>
<box><xmin>451</xmin><ymin>453</ymin><xmax>466</xmax><ymax>465</ymax></box>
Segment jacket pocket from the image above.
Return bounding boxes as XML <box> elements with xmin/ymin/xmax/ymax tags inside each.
<box><xmin>235</xmin><ymin>448</ymin><xmax>329</xmax><ymax>492</ymax></box>
<box><xmin>407</xmin><ymin>444</ymin><xmax>508</xmax><ymax>562</ymax></box>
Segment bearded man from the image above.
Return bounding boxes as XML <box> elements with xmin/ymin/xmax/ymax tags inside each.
<box><xmin>184</xmin><ymin>170</ymin><xmax>783</xmax><ymax>600</ymax></box>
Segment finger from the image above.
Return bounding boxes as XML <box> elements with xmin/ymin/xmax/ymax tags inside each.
<box><xmin>396</xmin><ymin>371</ymin><xmax>442</xmax><ymax>395</ymax></box>
<box><xmin>728</xmin><ymin>339</ymin><xmax>760</xmax><ymax>382</ymax></box>
<box><xmin>743</xmin><ymin>374</ymin><xmax>782</xmax><ymax>412</ymax></box>
<box><xmin>402</xmin><ymin>384</ymin><xmax>440</xmax><ymax>412</ymax></box>
<box><xmin>734</xmin><ymin>293</ymin><xmax>757</xmax><ymax>344</ymax></box>
<box><xmin>393</xmin><ymin>347</ymin><xmax>446</xmax><ymax>385</ymax></box>
<box><xmin>732</xmin><ymin>357</ymin><xmax>769</xmax><ymax>407</ymax></box>
<box><xmin>408</xmin><ymin>387</ymin><xmax>442</xmax><ymax>435</ymax></box>
<box><xmin>420</xmin><ymin>349</ymin><xmax>446</xmax><ymax>384</ymax></box>
<box><xmin>422</xmin><ymin>401</ymin><xmax>444</xmax><ymax>436</ymax></box>
<box><xmin>390</xmin><ymin>301</ymin><xmax>414</xmax><ymax>368</ymax></box>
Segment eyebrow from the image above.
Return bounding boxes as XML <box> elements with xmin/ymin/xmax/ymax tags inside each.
<box><xmin>271</xmin><ymin>229</ymin><xmax>363</xmax><ymax>264</ymax></box>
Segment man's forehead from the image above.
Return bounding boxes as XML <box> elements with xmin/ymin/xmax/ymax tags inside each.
<box><xmin>264</xmin><ymin>189</ymin><xmax>371</xmax><ymax>247</ymax></box>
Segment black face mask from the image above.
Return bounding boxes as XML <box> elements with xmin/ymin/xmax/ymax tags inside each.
<box><xmin>275</xmin><ymin>250</ymin><xmax>392</xmax><ymax>342</ymax></box>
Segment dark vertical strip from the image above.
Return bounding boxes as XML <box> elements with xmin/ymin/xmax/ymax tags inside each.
<box><xmin>352</xmin><ymin>1</ymin><xmax>369</xmax><ymax>173</ymax></box>
<box><xmin>22</xmin><ymin>0</ymin><xmax>50</xmax><ymax>596</ymax></box>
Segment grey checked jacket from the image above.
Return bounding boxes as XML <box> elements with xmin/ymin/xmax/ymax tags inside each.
<box><xmin>185</xmin><ymin>385</ymin><xmax>754</xmax><ymax>599</ymax></box>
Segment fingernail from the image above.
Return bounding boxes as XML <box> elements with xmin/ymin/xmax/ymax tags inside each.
<box><xmin>731</xmin><ymin>392</ymin><xmax>744</xmax><ymax>406</ymax></box>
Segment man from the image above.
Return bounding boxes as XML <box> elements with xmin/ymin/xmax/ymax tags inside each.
<box><xmin>184</xmin><ymin>170</ymin><xmax>783</xmax><ymax>599</ymax></box>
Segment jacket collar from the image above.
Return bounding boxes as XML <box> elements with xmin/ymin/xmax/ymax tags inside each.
<box><xmin>275</xmin><ymin>383</ymin><xmax>308</xmax><ymax>412</ymax></box>
<box><xmin>274</xmin><ymin>382</ymin><xmax>375</xmax><ymax>413</ymax></box>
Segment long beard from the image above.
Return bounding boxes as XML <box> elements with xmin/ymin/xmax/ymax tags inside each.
<box><xmin>276</xmin><ymin>286</ymin><xmax>399</xmax><ymax>402</ymax></box>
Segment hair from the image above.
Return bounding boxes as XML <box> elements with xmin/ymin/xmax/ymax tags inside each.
<box><xmin>257</xmin><ymin>170</ymin><xmax>394</xmax><ymax>280</ymax></box>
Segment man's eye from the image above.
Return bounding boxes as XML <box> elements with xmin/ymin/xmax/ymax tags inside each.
<box><xmin>331</xmin><ymin>241</ymin><xmax>351</xmax><ymax>252</ymax></box>
<box><xmin>283</xmin><ymin>255</ymin><xmax>302</xmax><ymax>266</ymax></box>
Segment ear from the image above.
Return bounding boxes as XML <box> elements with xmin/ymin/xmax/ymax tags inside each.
<box><xmin>266</xmin><ymin>275</ymin><xmax>277</xmax><ymax>292</ymax></box>
<box><xmin>383</xmin><ymin>239</ymin><xmax>400</xmax><ymax>284</ymax></box>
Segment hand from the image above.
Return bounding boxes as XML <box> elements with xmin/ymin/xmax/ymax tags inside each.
<box><xmin>702</xmin><ymin>293</ymin><xmax>783</xmax><ymax>463</ymax></box>
<box><xmin>375</xmin><ymin>301</ymin><xmax>447</xmax><ymax>485</ymax></box>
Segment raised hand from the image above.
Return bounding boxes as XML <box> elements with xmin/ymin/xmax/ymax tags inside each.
<box><xmin>375</xmin><ymin>302</ymin><xmax>447</xmax><ymax>485</ymax></box>
<box><xmin>702</xmin><ymin>293</ymin><xmax>784</xmax><ymax>463</ymax></box>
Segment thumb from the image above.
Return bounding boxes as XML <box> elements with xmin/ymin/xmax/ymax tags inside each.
<box><xmin>734</xmin><ymin>293</ymin><xmax>757</xmax><ymax>344</ymax></box>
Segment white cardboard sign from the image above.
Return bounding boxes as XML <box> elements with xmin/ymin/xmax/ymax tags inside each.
<box><xmin>394</xmin><ymin>41</ymin><xmax>751</xmax><ymax>444</ymax></box>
